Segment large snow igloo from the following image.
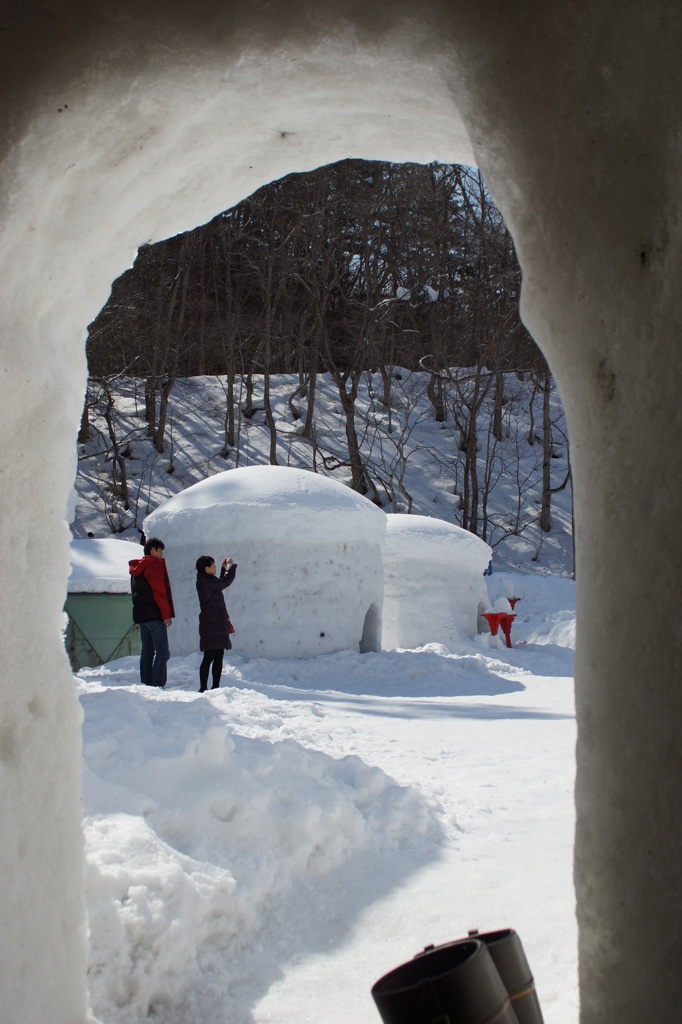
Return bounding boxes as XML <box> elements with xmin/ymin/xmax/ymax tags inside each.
<box><xmin>382</xmin><ymin>514</ymin><xmax>492</xmax><ymax>650</ymax></box>
<box><xmin>143</xmin><ymin>466</ymin><xmax>386</xmax><ymax>659</ymax></box>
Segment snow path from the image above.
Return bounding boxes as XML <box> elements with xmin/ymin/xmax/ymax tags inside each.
<box><xmin>78</xmin><ymin>575</ymin><xmax>577</xmax><ymax>1024</ymax></box>
<box><xmin>224</xmin><ymin>665</ymin><xmax>577</xmax><ymax>1023</ymax></box>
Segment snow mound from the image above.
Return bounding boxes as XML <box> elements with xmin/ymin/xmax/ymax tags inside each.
<box><xmin>383</xmin><ymin>514</ymin><xmax>491</xmax><ymax>647</ymax></box>
<box><xmin>85</xmin><ymin>811</ymin><xmax>237</xmax><ymax>1021</ymax></box>
<box><xmin>145</xmin><ymin>465</ymin><xmax>386</xmax><ymax>545</ymax></box>
<box><xmin>68</xmin><ymin>538</ymin><xmax>143</xmax><ymax>594</ymax></box>
<box><xmin>81</xmin><ymin>686</ymin><xmax>438</xmax><ymax>1023</ymax></box>
<box><xmin>385</xmin><ymin>513</ymin><xmax>491</xmax><ymax>572</ymax></box>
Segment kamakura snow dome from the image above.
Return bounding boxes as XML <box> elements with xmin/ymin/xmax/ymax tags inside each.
<box><xmin>382</xmin><ymin>514</ymin><xmax>491</xmax><ymax>650</ymax></box>
<box><xmin>144</xmin><ymin>465</ymin><xmax>387</xmax><ymax>659</ymax></box>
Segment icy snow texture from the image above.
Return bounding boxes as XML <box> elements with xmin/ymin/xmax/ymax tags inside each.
<box><xmin>144</xmin><ymin>466</ymin><xmax>386</xmax><ymax>659</ymax></box>
<box><xmin>69</xmin><ymin>538</ymin><xmax>143</xmax><ymax>594</ymax></box>
<box><xmin>382</xmin><ymin>514</ymin><xmax>491</xmax><ymax>649</ymax></box>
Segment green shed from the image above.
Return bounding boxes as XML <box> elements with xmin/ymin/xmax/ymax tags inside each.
<box><xmin>65</xmin><ymin>538</ymin><xmax>144</xmax><ymax>671</ymax></box>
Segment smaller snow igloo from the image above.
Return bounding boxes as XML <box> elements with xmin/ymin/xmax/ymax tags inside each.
<box><xmin>382</xmin><ymin>514</ymin><xmax>492</xmax><ymax>650</ymax></box>
<box><xmin>143</xmin><ymin>466</ymin><xmax>386</xmax><ymax>659</ymax></box>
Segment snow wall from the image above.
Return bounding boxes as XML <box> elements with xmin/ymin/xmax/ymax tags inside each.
<box><xmin>4</xmin><ymin>5</ymin><xmax>682</xmax><ymax>1023</ymax></box>
<box><xmin>382</xmin><ymin>514</ymin><xmax>491</xmax><ymax>649</ymax></box>
<box><xmin>144</xmin><ymin>466</ymin><xmax>386</xmax><ymax>660</ymax></box>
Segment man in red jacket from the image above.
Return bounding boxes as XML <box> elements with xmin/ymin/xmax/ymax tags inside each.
<box><xmin>129</xmin><ymin>537</ymin><xmax>176</xmax><ymax>688</ymax></box>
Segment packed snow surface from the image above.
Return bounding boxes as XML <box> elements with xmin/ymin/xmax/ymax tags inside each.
<box><xmin>68</xmin><ymin>538</ymin><xmax>143</xmax><ymax>594</ymax></box>
<box><xmin>77</xmin><ymin>570</ymin><xmax>577</xmax><ymax>1024</ymax></box>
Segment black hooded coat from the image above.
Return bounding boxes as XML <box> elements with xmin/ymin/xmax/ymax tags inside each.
<box><xmin>196</xmin><ymin>563</ymin><xmax>237</xmax><ymax>651</ymax></box>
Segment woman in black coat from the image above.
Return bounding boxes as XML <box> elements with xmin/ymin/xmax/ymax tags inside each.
<box><xmin>195</xmin><ymin>554</ymin><xmax>238</xmax><ymax>692</ymax></box>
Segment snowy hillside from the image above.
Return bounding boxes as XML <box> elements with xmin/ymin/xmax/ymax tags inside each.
<box><xmin>72</xmin><ymin>369</ymin><xmax>573</xmax><ymax>576</ymax></box>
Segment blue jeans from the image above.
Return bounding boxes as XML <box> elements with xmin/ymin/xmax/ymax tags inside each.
<box><xmin>139</xmin><ymin>619</ymin><xmax>170</xmax><ymax>687</ymax></box>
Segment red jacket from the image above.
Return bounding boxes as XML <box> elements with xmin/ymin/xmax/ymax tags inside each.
<box><xmin>129</xmin><ymin>556</ymin><xmax>175</xmax><ymax>622</ymax></box>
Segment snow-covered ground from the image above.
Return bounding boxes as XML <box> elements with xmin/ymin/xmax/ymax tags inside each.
<box><xmin>77</xmin><ymin>570</ymin><xmax>577</xmax><ymax>1024</ymax></box>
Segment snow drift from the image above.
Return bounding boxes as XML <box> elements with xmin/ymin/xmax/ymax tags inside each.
<box><xmin>81</xmin><ymin>684</ymin><xmax>440</xmax><ymax>1023</ymax></box>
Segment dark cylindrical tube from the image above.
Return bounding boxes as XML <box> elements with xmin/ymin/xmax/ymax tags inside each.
<box><xmin>469</xmin><ymin>929</ymin><xmax>544</xmax><ymax>1024</ymax></box>
<box><xmin>371</xmin><ymin>939</ymin><xmax>519</xmax><ymax>1024</ymax></box>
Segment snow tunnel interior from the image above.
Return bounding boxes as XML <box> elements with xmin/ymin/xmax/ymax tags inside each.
<box><xmin>4</xmin><ymin>5</ymin><xmax>682</xmax><ymax>1023</ymax></box>
<box><xmin>359</xmin><ymin>601</ymin><xmax>382</xmax><ymax>654</ymax></box>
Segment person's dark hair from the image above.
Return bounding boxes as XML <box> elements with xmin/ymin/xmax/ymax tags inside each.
<box><xmin>196</xmin><ymin>555</ymin><xmax>215</xmax><ymax>574</ymax></box>
<box><xmin>144</xmin><ymin>537</ymin><xmax>165</xmax><ymax>556</ymax></box>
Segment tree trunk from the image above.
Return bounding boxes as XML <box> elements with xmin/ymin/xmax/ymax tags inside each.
<box><xmin>379</xmin><ymin>364</ymin><xmax>394</xmax><ymax>433</ymax></box>
<box><xmin>527</xmin><ymin>381</ymin><xmax>539</xmax><ymax>444</ymax></box>
<box><xmin>302</xmin><ymin>366</ymin><xmax>318</xmax><ymax>439</ymax></box>
<box><xmin>540</xmin><ymin>366</ymin><xmax>553</xmax><ymax>532</ymax></box>
<box><xmin>464</xmin><ymin>416</ymin><xmax>480</xmax><ymax>535</ymax></box>
<box><xmin>336</xmin><ymin>370</ymin><xmax>368</xmax><ymax>494</ymax></box>
<box><xmin>492</xmin><ymin>370</ymin><xmax>505</xmax><ymax>441</ymax></box>
<box><xmin>154</xmin><ymin>377</ymin><xmax>176</xmax><ymax>455</ymax></box>
<box><xmin>78</xmin><ymin>398</ymin><xmax>91</xmax><ymax>444</ymax></box>
<box><xmin>221</xmin><ymin>366</ymin><xmax>236</xmax><ymax>456</ymax></box>
<box><xmin>427</xmin><ymin>373</ymin><xmax>446</xmax><ymax>422</ymax></box>
<box><xmin>101</xmin><ymin>383</ymin><xmax>130</xmax><ymax>513</ymax></box>
<box><xmin>242</xmin><ymin>372</ymin><xmax>255</xmax><ymax>417</ymax></box>
<box><xmin>196</xmin><ymin>239</ymin><xmax>207</xmax><ymax>375</ymax></box>
<box><xmin>263</xmin><ymin>366</ymin><xmax>279</xmax><ymax>465</ymax></box>
<box><xmin>145</xmin><ymin>379</ymin><xmax>157</xmax><ymax>436</ymax></box>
